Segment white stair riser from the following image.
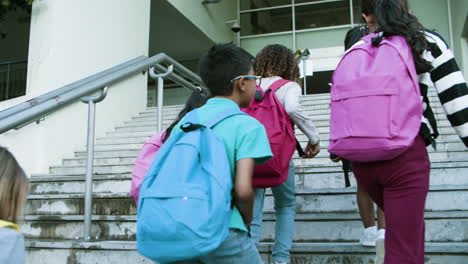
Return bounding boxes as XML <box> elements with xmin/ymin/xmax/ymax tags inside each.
<box><xmin>30</xmin><ymin>180</ymin><xmax>131</xmax><ymax>195</ymax></box>
<box><xmin>96</xmin><ymin>129</ymin><xmax>460</xmax><ymax>146</ymax></box>
<box><xmin>31</xmin><ymin>167</ymin><xmax>468</xmax><ymax>195</ymax></box>
<box><xmin>263</xmin><ymin>190</ymin><xmax>468</xmax><ymax>213</ymax></box>
<box><xmin>26</xmin><ymin>249</ymin><xmax>152</xmax><ymax>264</ymax></box>
<box><xmin>83</xmin><ymin>139</ymin><xmax>465</xmax><ymax>155</ymax></box>
<box><xmin>21</xmin><ymin>218</ymin><xmax>468</xmax><ymax>242</ymax></box>
<box><xmin>112</xmin><ymin>119</ymin><xmax>455</xmax><ymax>133</ymax></box>
<box><xmin>25</xmin><ymin>247</ymin><xmax>468</xmax><ymax>264</ymax></box>
<box><xmin>25</xmin><ymin>189</ymin><xmax>468</xmax><ymax>216</ymax></box>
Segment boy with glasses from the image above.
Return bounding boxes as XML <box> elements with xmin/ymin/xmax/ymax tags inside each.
<box><xmin>168</xmin><ymin>43</ymin><xmax>272</xmax><ymax>264</ymax></box>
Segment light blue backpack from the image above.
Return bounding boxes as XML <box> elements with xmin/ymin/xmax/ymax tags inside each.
<box><xmin>136</xmin><ymin>108</ymin><xmax>245</xmax><ymax>263</ymax></box>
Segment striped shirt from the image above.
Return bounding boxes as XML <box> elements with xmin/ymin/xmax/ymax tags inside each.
<box><xmin>419</xmin><ymin>31</ymin><xmax>468</xmax><ymax>148</ymax></box>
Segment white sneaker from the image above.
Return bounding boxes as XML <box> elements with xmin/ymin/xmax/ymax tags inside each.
<box><xmin>360</xmin><ymin>226</ymin><xmax>377</xmax><ymax>247</ymax></box>
<box><xmin>375</xmin><ymin>229</ymin><xmax>385</xmax><ymax>264</ymax></box>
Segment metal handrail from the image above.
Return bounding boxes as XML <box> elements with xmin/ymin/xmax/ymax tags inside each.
<box><xmin>0</xmin><ymin>53</ymin><xmax>207</xmax><ymax>241</ymax></box>
<box><xmin>0</xmin><ymin>53</ymin><xmax>207</xmax><ymax>133</ymax></box>
<box><xmin>0</xmin><ymin>56</ymin><xmax>146</xmax><ymax>121</ymax></box>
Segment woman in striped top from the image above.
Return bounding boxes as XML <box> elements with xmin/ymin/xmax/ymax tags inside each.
<box><xmin>352</xmin><ymin>0</ymin><xmax>468</xmax><ymax>263</ymax></box>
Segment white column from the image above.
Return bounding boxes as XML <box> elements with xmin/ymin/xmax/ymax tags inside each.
<box><xmin>0</xmin><ymin>0</ymin><xmax>151</xmax><ymax>174</ymax></box>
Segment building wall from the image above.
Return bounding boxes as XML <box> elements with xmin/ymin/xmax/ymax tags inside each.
<box><xmin>409</xmin><ymin>0</ymin><xmax>450</xmax><ymax>42</ymax></box>
<box><xmin>167</xmin><ymin>0</ymin><xmax>237</xmax><ymax>44</ymax></box>
<box><xmin>0</xmin><ymin>0</ymin><xmax>151</xmax><ymax>174</ymax></box>
<box><xmin>450</xmin><ymin>0</ymin><xmax>468</xmax><ymax>75</ymax></box>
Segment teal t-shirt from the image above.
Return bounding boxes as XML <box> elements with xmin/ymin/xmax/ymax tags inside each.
<box><xmin>171</xmin><ymin>98</ymin><xmax>273</xmax><ymax>231</ymax></box>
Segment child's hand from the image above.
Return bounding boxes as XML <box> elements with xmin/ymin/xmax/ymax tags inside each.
<box><xmin>304</xmin><ymin>141</ymin><xmax>320</xmax><ymax>158</ymax></box>
<box><xmin>332</xmin><ymin>156</ymin><xmax>342</xmax><ymax>162</ymax></box>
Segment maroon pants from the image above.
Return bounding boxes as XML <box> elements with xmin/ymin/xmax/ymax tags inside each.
<box><xmin>352</xmin><ymin>136</ymin><xmax>430</xmax><ymax>264</ymax></box>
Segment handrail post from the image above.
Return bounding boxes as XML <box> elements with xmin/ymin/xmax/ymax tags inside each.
<box><xmin>80</xmin><ymin>87</ymin><xmax>108</xmax><ymax>241</ymax></box>
<box><xmin>157</xmin><ymin>77</ymin><xmax>164</xmax><ymax>131</ymax></box>
<box><xmin>149</xmin><ymin>65</ymin><xmax>173</xmax><ymax>131</ymax></box>
<box><xmin>302</xmin><ymin>59</ymin><xmax>307</xmax><ymax>95</ymax></box>
<box><xmin>6</xmin><ymin>63</ymin><xmax>11</xmax><ymax>99</ymax></box>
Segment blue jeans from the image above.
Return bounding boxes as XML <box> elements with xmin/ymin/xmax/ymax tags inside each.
<box><xmin>167</xmin><ymin>229</ymin><xmax>262</xmax><ymax>264</ymax></box>
<box><xmin>251</xmin><ymin>160</ymin><xmax>296</xmax><ymax>264</ymax></box>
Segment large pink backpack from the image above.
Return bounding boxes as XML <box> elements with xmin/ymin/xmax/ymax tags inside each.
<box><xmin>242</xmin><ymin>79</ymin><xmax>296</xmax><ymax>188</ymax></box>
<box><xmin>328</xmin><ymin>33</ymin><xmax>423</xmax><ymax>162</ymax></box>
<box><xmin>130</xmin><ymin>131</ymin><xmax>165</xmax><ymax>205</ymax></box>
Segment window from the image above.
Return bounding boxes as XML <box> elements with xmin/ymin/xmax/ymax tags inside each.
<box><xmin>240</xmin><ymin>7</ymin><xmax>292</xmax><ymax>36</ymax></box>
<box><xmin>303</xmin><ymin>70</ymin><xmax>333</xmax><ymax>94</ymax></box>
<box><xmin>240</xmin><ymin>0</ymin><xmax>290</xmax><ymax>10</ymax></box>
<box><xmin>0</xmin><ymin>61</ymin><xmax>27</xmax><ymax>102</ymax></box>
<box><xmin>295</xmin><ymin>1</ymin><xmax>350</xmax><ymax>31</ymax></box>
<box><xmin>240</xmin><ymin>0</ymin><xmax>362</xmax><ymax>37</ymax></box>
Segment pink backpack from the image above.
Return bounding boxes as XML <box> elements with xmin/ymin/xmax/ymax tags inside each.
<box><xmin>242</xmin><ymin>79</ymin><xmax>296</xmax><ymax>188</ymax></box>
<box><xmin>328</xmin><ymin>33</ymin><xmax>423</xmax><ymax>162</ymax></box>
<box><xmin>130</xmin><ymin>131</ymin><xmax>165</xmax><ymax>205</ymax></box>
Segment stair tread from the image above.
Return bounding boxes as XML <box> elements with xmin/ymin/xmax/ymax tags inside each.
<box><xmin>26</xmin><ymin>184</ymin><xmax>468</xmax><ymax>199</ymax></box>
<box><xmin>23</xmin><ymin>210</ymin><xmax>468</xmax><ymax>221</ymax></box>
<box><xmin>24</xmin><ymin>239</ymin><xmax>468</xmax><ymax>254</ymax></box>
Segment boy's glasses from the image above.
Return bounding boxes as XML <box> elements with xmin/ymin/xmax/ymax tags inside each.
<box><xmin>230</xmin><ymin>75</ymin><xmax>262</xmax><ymax>86</ymax></box>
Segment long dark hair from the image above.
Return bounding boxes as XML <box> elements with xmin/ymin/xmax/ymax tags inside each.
<box><xmin>254</xmin><ymin>44</ymin><xmax>300</xmax><ymax>82</ymax></box>
<box><xmin>362</xmin><ymin>0</ymin><xmax>432</xmax><ymax>74</ymax></box>
<box><xmin>162</xmin><ymin>88</ymin><xmax>208</xmax><ymax>142</ymax></box>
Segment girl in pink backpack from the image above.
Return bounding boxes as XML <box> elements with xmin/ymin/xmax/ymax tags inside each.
<box><xmin>0</xmin><ymin>147</ymin><xmax>29</xmax><ymax>264</ymax></box>
<box><xmin>340</xmin><ymin>0</ymin><xmax>468</xmax><ymax>263</ymax></box>
<box><xmin>249</xmin><ymin>44</ymin><xmax>321</xmax><ymax>264</ymax></box>
<box><xmin>130</xmin><ymin>88</ymin><xmax>208</xmax><ymax>205</ymax></box>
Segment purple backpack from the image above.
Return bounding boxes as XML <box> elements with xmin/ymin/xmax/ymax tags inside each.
<box><xmin>328</xmin><ymin>33</ymin><xmax>423</xmax><ymax>162</ymax></box>
<box><xmin>130</xmin><ymin>131</ymin><xmax>165</xmax><ymax>205</ymax></box>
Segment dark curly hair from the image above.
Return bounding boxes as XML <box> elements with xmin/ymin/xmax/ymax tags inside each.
<box><xmin>253</xmin><ymin>44</ymin><xmax>300</xmax><ymax>82</ymax></box>
<box><xmin>362</xmin><ymin>0</ymin><xmax>432</xmax><ymax>74</ymax></box>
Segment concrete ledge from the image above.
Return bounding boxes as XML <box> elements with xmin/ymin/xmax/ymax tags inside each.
<box><xmin>26</xmin><ymin>240</ymin><xmax>468</xmax><ymax>254</ymax></box>
<box><xmin>24</xmin><ymin>211</ymin><xmax>468</xmax><ymax>222</ymax></box>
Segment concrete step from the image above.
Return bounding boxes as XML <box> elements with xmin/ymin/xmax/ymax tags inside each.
<box><xmin>95</xmin><ymin>127</ymin><xmax>461</xmax><ymax>147</ymax></box>
<box><xmin>21</xmin><ymin>211</ymin><xmax>468</xmax><ymax>243</ymax></box>
<box><xmin>262</xmin><ymin>185</ymin><xmax>468</xmax><ymax>214</ymax></box>
<box><xmin>25</xmin><ymin>185</ymin><xmax>468</xmax><ymax>216</ymax></box>
<box><xmin>132</xmin><ymin>105</ymin><xmax>451</xmax><ymax>124</ymax></box>
<box><xmin>299</xmin><ymin>93</ymin><xmax>444</xmax><ymax>104</ymax></box>
<box><xmin>23</xmin><ymin>215</ymin><xmax>136</xmax><ymax>241</ymax></box>
<box><xmin>123</xmin><ymin>112</ymin><xmax>453</xmax><ymax>129</ymax></box>
<box><xmin>135</xmin><ymin>103</ymin><xmax>451</xmax><ymax>120</ymax></box>
<box><xmin>25</xmin><ymin>240</ymin><xmax>468</xmax><ymax>264</ymax></box>
<box><xmin>111</xmin><ymin>118</ymin><xmax>455</xmax><ymax>133</ymax></box>
<box><xmin>257</xmin><ymin>242</ymin><xmax>468</xmax><ymax>264</ymax></box>
<box><xmin>86</xmin><ymin>137</ymin><xmax>466</xmax><ymax>156</ymax></box>
<box><xmin>48</xmin><ymin>158</ymin><xmax>468</xmax><ymax>176</ymax></box>
<box><xmin>26</xmin><ymin>240</ymin><xmax>152</xmax><ymax>264</ymax></box>
<box><xmin>29</xmin><ymin>174</ymin><xmax>131</xmax><ymax>195</ymax></box>
<box><xmin>26</xmin><ymin>193</ymin><xmax>136</xmax><ymax>216</ymax></box>
<box><xmin>62</xmin><ymin>156</ymin><xmax>136</xmax><ymax>167</ymax></box>
<box><xmin>138</xmin><ymin>105</ymin><xmax>451</xmax><ymax>125</ymax></box>
<box><xmin>102</xmin><ymin>124</ymin><xmax>459</xmax><ymax>140</ymax></box>
<box><xmin>31</xmin><ymin>163</ymin><xmax>468</xmax><ymax>195</ymax></box>
<box><xmin>61</xmin><ymin>144</ymin><xmax>468</xmax><ymax>167</ymax></box>
<box><xmin>260</xmin><ymin>211</ymin><xmax>468</xmax><ymax>243</ymax></box>
<box><xmin>70</xmin><ymin>142</ymin><xmax>467</xmax><ymax>162</ymax></box>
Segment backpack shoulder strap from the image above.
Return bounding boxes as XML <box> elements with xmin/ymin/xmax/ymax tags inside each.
<box><xmin>0</xmin><ymin>220</ymin><xmax>20</xmax><ymax>232</ymax></box>
<box><xmin>182</xmin><ymin>109</ymin><xmax>199</xmax><ymax>124</ymax></box>
<box><xmin>204</xmin><ymin>109</ymin><xmax>246</xmax><ymax>128</ymax></box>
<box><xmin>268</xmin><ymin>79</ymin><xmax>291</xmax><ymax>93</ymax></box>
